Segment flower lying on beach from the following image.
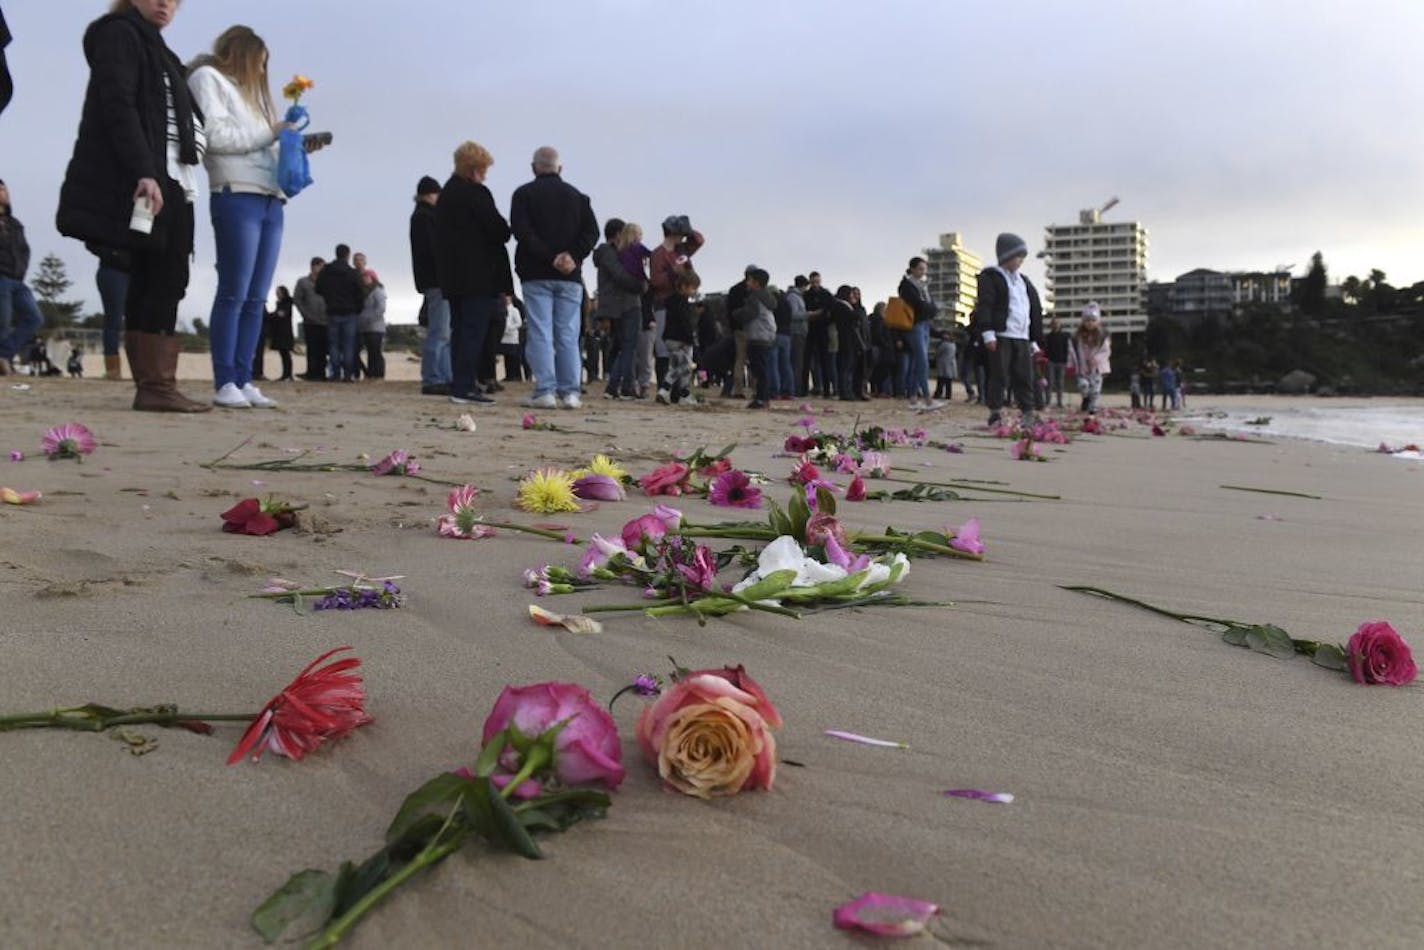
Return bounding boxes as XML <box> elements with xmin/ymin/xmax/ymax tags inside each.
<box><xmin>480</xmin><ymin>682</ymin><xmax>625</xmax><ymax>798</ymax></box>
<box><xmin>621</xmin><ymin>506</ymin><xmax>682</xmax><ymax>554</ymax></box>
<box><xmin>943</xmin><ymin>788</ymin><xmax>1014</xmax><ymax>804</ymax></box>
<box><xmin>708</xmin><ymin>469</ymin><xmax>763</xmax><ymax>509</ymax></box>
<box><xmin>845</xmin><ymin>475</ymin><xmax>867</xmax><ymax>502</ymax></box>
<box><xmin>784</xmin><ymin>434</ymin><xmax>817</xmax><ymax>453</ymax></box>
<box><xmin>572</xmin><ymin>473</ymin><xmax>626</xmax><ymax>501</ymax></box>
<box><xmin>1009</xmin><ymin>437</ymin><xmax>1044</xmax><ymax>461</ymax></box>
<box><xmin>571</xmin><ymin>453</ymin><xmax>629</xmax><ymax>483</ymax></box>
<box><xmin>947</xmin><ymin>518</ymin><xmax>985</xmax><ymax>556</ymax></box>
<box><xmin>1067</xmin><ymin>587</ymin><xmax>1419</xmax><ymax>687</ymax></box>
<box><xmin>517</xmin><ymin>468</ymin><xmax>580</xmax><ymax>514</ymax></box>
<box><xmin>370</xmin><ymin>449</ymin><xmax>420</xmax><ymax>476</ymax></box>
<box><xmin>639</xmin><ymin>460</ymin><xmax>690</xmax><ymax>496</ymax></box>
<box><xmin>833</xmin><ymin>892</ymin><xmax>942</xmax><ymax>938</ymax></box>
<box><xmin>8</xmin><ymin>450</ymin><xmax>22</xmax><ymax>462</ymax></box>
<box><xmin>455</xmin><ymin>413</ymin><xmax>477</xmax><ymax>432</ymax></box>
<box><xmin>804</xmin><ymin>511</ymin><xmax>847</xmax><ymax>548</ymax></box>
<box><xmin>1347</xmin><ymin>621</ymin><xmax>1418</xmax><ymax>686</ymax></box>
<box><xmin>227</xmin><ymin>646</ymin><xmax>372</xmax><ymax>764</ymax></box>
<box><xmin>220</xmin><ymin>496</ymin><xmax>305</xmax><ymax>536</ymax></box>
<box><xmin>42</xmin><ymin>422</ymin><xmax>95</xmax><ymax>460</ymax></box>
<box><xmin>1</xmin><ymin>486</ymin><xmax>41</xmax><ymax>505</ymax></box>
<box><xmin>314</xmin><ymin>580</ymin><xmax>403</xmax><ymax>611</ymax></box>
<box><xmin>252</xmin><ymin>678</ymin><xmax>620</xmax><ymax>947</ymax></box>
<box><xmin>437</xmin><ymin>484</ymin><xmax>498</xmax><ymax>539</ymax></box>
<box><xmin>636</xmin><ymin>665</ymin><xmax>782</xmax><ymax>798</ymax></box>
<box><xmin>528</xmin><ymin>604</ymin><xmax>604</xmax><ymax>634</ymax></box>
<box><xmin>789</xmin><ymin>459</ymin><xmax>821</xmax><ymax>485</ymax></box>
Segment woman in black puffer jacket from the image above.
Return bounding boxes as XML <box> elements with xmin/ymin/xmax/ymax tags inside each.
<box><xmin>56</xmin><ymin>0</ymin><xmax>209</xmax><ymax>412</ymax></box>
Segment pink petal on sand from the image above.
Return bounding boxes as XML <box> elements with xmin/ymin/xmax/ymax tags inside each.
<box><xmin>825</xmin><ymin>729</ymin><xmax>909</xmax><ymax>750</ymax></box>
<box><xmin>942</xmin><ymin>788</ymin><xmax>1014</xmax><ymax>804</ymax></box>
<box><xmin>833</xmin><ymin>892</ymin><xmax>941</xmax><ymax>937</ymax></box>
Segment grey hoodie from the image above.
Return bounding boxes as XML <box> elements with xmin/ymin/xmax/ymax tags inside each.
<box><xmin>592</xmin><ymin>242</ymin><xmax>646</xmax><ymax>317</ymax></box>
<box><xmin>739</xmin><ymin>287</ymin><xmax>777</xmax><ymax>345</ymax></box>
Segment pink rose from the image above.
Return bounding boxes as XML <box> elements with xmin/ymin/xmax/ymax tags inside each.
<box><xmin>1346</xmin><ymin>621</ymin><xmax>1418</xmax><ymax>686</ymax></box>
<box><xmin>698</xmin><ymin>458</ymin><xmax>732</xmax><ymax>478</ymax></box>
<box><xmin>783</xmin><ymin>434</ymin><xmax>817</xmax><ymax>453</ymax></box>
<box><xmin>621</xmin><ymin>513</ymin><xmax>670</xmax><ymax>552</ymax></box>
<box><xmin>805</xmin><ymin>511</ymin><xmax>847</xmax><ymax>548</ymax></box>
<box><xmin>636</xmin><ymin>666</ymin><xmax>781</xmax><ymax>798</ymax></box>
<box><xmin>481</xmin><ymin>682</ymin><xmax>625</xmax><ymax>794</ymax></box>
<box><xmin>639</xmin><ymin>461</ymin><xmax>690</xmax><ymax>496</ymax></box>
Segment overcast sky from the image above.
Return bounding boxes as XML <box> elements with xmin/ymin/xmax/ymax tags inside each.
<box><xmin>3</xmin><ymin>0</ymin><xmax>1420</xmax><ymax>325</ymax></box>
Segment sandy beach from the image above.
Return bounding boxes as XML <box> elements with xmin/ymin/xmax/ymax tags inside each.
<box><xmin>2</xmin><ymin>376</ymin><xmax>1422</xmax><ymax>950</ymax></box>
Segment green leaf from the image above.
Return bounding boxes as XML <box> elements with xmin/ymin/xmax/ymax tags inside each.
<box><xmin>1310</xmin><ymin>643</ymin><xmax>1350</xmax><ymax>671</ymax></box>
<box><xmin>815</xmin><ymin>485</ymin><xmax>837</xmax><ymax>516</ymax></box>
<box><xmin>765</xmin><ymin>500</ymin><xmax>791</xmax><ymax>538</ymax></box>
<box><xmin>787</xmin><ymin>489</ymin><xmax>810</xmax><ymax>541</ymax></box>
<box><xmin>1221</xmin><ymin>627</ymin><xmax>1249</xmax><ymax>647</ymax></box>
<box><xmin>520</xmin><ymin>789</ymin><xmax>611</xmax><ymax>833</ymax></box>
<box><xmin>250</xmin><ymin>868</ymin><xmax>339</xmax><ymax>944</ymax></box>
<box><xmin>476</xmin><ymin>778</ymin><xmax>542</xmax><ymax>859</ymax></box>
<box><xmin>1243</xmin><ymin>624</ymin><xmax>1297</xmax><ymax>659</ymax></box>
<box><xmin>472</xmin><ymin>729</ymin><xmax>506</xmax><ymax>778</ymax></box>
<box><xmin>333</xmin><ymin>853</ymin><xmax>390</xmax><ymax>916</ymax></box>
<box><xmin>732</xmin><ymin>569</ymin><xmax>797</xmax><ymax>601</ymax></box>
<box><xmin>386</xmin><ymin>772</ymin><xmax>477</xmax><ymax>845</ymax></box>
<box><xmin>291</xmin><ymin>593</ymin><xmax>309</xmax><ymax>617</ymax></box>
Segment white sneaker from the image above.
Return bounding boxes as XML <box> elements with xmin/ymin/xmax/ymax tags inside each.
<box><xmin>241</xmin><ymin>383</ymin><xmax>277</xmax><ymax>408</ymax></box>
<box><xmin>927</xmin><ymin>399</ymin><xmax>946</xmax><ymax>410</ymax></box>
<box><xmin>558</xmin><ymin>393</ymin><xmax>582</xmax><ymax>410</ymax></box>
<box><xmin>214</xmin><ymin>382</ymin><xmax>251</xmax><ymax>408</ymax></box>
<box><xmin>655</xmin><ymin>388</ymin><xmax>670</xmax><ymax>405</ymax></box>
<box><xmin>521</xmin><ymin>393</ymin><xmax>558</xmax><ymax>409</ymax></box>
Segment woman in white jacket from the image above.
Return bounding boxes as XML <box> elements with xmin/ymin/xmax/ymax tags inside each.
<box><xmin>187</xmin><ymin>26</ymin><xmax>287</xmax><ymax>408</ymax></box>
<box><xmin>1070</xmin><ymin>302</ymin><xmax>1112</xmax><ymax>413</ymax></box>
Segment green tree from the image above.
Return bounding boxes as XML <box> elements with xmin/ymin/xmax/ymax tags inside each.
<box><xmin>31</xmin><ymin>253</ymin><xmax>83</xmax><ymax>329</ymax></box>
<box><xmin>1297</xmin><ymin>251</ymin><xmax>1327</xmax><ymax>316</ymax></box>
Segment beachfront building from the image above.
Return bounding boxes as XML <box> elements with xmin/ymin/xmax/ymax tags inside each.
<box><xmin>1173</xmin><ymin>268</ymin><xmax>1234</xmax><ymax>315</ymax></box>
<box><xmin>923</xmin><ymin>232</ymin><xmax>980</xmax><ymax>327</ymax></box>
<box><xmin>1043</xmin><ymin>201</ymin><xmax>1149</xmax><ymax>335</ymax></box>
<box><xmin>1230</xmin><ymin>269</ymin><xmax>1293</xmax><ymax>311</ymax></box>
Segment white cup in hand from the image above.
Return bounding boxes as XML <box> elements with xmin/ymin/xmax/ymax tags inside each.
<box><xmin>129</xmin><ymin>196</ymin><xmax>155</xmax><ymax>234</ymax></box>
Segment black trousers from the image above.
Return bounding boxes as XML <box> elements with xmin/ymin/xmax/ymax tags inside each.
<box><xmin>126</xmin><ymin>180</ymin><xmax>192</xmax><ymax>335</ymax></box>
<box><xmin>303</xmin><ymin>323</ymin><xmax>329</xmax><ymax>379</ymax></box>
<box><xmin>747</xmin><ymin>341</ymin><xmax>772</xmax><ymax>404</ymax></box>
<box><xmin>359</xmin><ymin>331</ymin><xmax>385</xmax><ymax>378</ymax></box>
<box><xmin>985</xmin><ymin>338</ymin><xmax>1034</xmax><ymax>414</ymax></box>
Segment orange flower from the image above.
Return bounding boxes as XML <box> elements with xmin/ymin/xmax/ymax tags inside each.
<box><xmin>282</xmin><ymin>74</ymin><xmax>315</xmax><ymax>102</ymax></box>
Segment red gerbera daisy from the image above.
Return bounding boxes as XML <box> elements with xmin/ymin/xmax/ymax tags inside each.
<box><xmin>227</xmin><ymin>647</ymin><xmax>372</xmax><ymax>764</ymax></box>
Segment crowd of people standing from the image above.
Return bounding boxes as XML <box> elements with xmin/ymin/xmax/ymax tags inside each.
<box><xmin>13</xmin><ymin>0</ymin><xmax>1161</xmax><ymax>428</ymax></box>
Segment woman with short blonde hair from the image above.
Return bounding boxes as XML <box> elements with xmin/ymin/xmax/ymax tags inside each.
<box><xmin>453</xmin><ymin>141</ymin><xmax>494</xmax><ymax>179</ymax></box>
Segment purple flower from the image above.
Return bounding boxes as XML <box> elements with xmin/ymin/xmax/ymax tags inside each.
<box><xmin>943</xmin><ymin>788</ymin><xmax>1014</xmax><ymax>804</ymax></box>
<box><xmin>8</xmin><ymin>450</ymin><xmax>22</xmax><ymax>462</ymax></box>
<box><xmin>572</xmin><ymin>473</ymin><xmax>626</xmax><ymax>501</ymax></box>
<box><xmin>673</xmin><ymin>544</ymin><xmax>719</xmax><ymax>592</ymax></box>
<box><xmin>796</xmin><ymin>415</ymin><xmax>816</xmax><ymax>429</ymax></box>
<box><xmin>633</xmin><ymin>674</ymin><xmax>662</xmax><ymax>697</ymax></box>
<box><xmin>707</xmin><ymin>469</ymin><xmax>763</xmax><ymax>509</ymax></box>
<box><xmin>314</xmin><ymin>581</ymin><xmax>404</xmax><ymax>610</ymax></box>
<box><xmin>948</xmin><ymin>519</ymin><xmax>985</xmax><ymax>556</ymax></box>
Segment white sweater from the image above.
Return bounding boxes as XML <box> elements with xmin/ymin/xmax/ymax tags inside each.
<box><xmin>187</xmin><ymin>66</ymin><xmax>280</xmax><ymax>197</ymax></box>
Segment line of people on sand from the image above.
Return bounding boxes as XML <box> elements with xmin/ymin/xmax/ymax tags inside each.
<box><xmin>29</xmin><ymin>0</ymin><xmax>1121</xmax><ymax>426</ymax></box>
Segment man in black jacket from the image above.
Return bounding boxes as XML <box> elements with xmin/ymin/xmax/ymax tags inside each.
<box><xmin>0</xmin><ymin>179</ymin><xmax>41</xmax><ymax>375</ymax></box>
<box><xmin>316</xmin><ymin>243</ymin><xmax>365</xmax><ymax>381</ymax></box>
<box><xmin>410</xmin><ymin>175</ymin><xmax>449</xmax><ymax>395</ymax></box>
<box><xmin>510</xmin><ymin>146</ymin><xmax>598</xmax><ymax>410</ymax></box>
<box><xmin>975</xmin><ymin>232</ymin><xmax>1044</xmax><ymax>427</ymax></box>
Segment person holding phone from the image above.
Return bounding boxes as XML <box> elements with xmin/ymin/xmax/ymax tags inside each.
<box><xmin>187</xmin><ymin>24</ymin><xmax>288</xmax><ymax>408</ymax></box>
<box><xmin>56</xmin><ymin>0</ymin><xmax>210</xmax><ymax>412</ymax></box>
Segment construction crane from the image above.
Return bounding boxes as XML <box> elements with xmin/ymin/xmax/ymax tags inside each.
<box><xmin>1080</xmin><ymin>196</ymin><xmax>1119</xmax><ymax>225</ymax></box>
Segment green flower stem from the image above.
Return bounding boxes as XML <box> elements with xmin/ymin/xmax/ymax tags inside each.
<box><xmin>1061</xmin><ymin>586</ymin><xmax>1240</xmax><ymax>629</ymax></box>
<box><xmin>0</xmin><ymin>708</ymin><xmax>253</xmax><ymax>732</ymax></box>
<box><xmin>850</xmin><ymin>532</ymin><xmax>983</xmax><ymax>562</ymax></box>
<box><xmin>1219</xmin><ymin>484</ymin><xmax>1322</xmax><ymax>500</ymax></box>
<box><xmin>302</xmin><ymin>801</ymin><xmax>466</xmax><ymax>950</ymax></box>
<box><xmin>677</xmin><ymin>525</ymin><xmax>777</xmax><ymax>542</ymax></box>
<box><xmin>482</xmin><ymin>521</ymin><xmax>579</xmax><ymax>544</ymax></box>
<box><xmin>882</xmin><ymin>476</ymin><xmax>1061</xmax><ymax>500</ymax></box>
<box><xmin>581</xmin><ymin>598</ymin><xmax>682</xmax><ymax>614</ymax></box>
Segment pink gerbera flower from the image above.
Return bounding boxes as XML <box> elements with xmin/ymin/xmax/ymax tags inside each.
<box><xmin>707</xmin><ymin>469</ymin><xmax>763</xmax><ymax>509</ymax></box>
<box><xmin>42</xmin><ymin>422</ymin><xmax>96</xmax><ymax>460</ymax></box>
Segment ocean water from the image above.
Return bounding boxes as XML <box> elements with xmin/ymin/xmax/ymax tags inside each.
<box><xmin>1187</xmin><ymin>404</ymin><xmax>1424</xmax><ymax>451</ymax></box>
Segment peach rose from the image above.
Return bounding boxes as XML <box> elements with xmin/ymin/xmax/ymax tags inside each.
<box><xmin>636</xmin><ymin>666</ymin><xmax>781</xmax><ymax>798</ymax></box>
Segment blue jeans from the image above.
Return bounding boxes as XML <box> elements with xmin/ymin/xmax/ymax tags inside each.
<box><xmin>328</xmin><ymin>313</ymin><xmax>359</xmax><ymax>380</ymax></box>
<box><xmin>773</xmin><ymin>333</ymin><xmax>793</xmax><ymax>397</ymax></box>
<box><xmin>522</xmin><ymin>279</ymin><xmax>584</xmax><ymax>399</ymax></box>
<box><xmin>607</xmin><ymin>306</ymin><xmax>639</xmax><ymax>395</ymax></box>
<box><xmin>207</xmin><ymin>190</ymin><xmax>284</xmax><ymax>389</ymax></box>
<box><xmin>0</xmin><ymin>276</ymin><xmax>42</xmax><ymax>361</ymax></box>
<box><xmin>420</xmin><ymin>288</ymin><xmax>452</xmax><ymax>386</ymax></box>
<box><xmin>899</xmin><ymin>320</ymin><xmax>931</xmax><ymax>398</ymax></box>
<box><xmin>96</xmin><ymin>263</ymin><xmax>129</xmax><ymax>356</ymax></box>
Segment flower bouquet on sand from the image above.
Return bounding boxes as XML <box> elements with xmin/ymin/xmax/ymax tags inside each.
<box><xmin>251</xmin><ymin>682</ymin><xmax>620</xmax><ymax>947</ymax></box>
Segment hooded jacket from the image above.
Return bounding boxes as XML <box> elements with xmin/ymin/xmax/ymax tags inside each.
<box><xmin>592</xmin><ymin>242</ymin><xmax>645</xmax><ymax>316</ymax></box>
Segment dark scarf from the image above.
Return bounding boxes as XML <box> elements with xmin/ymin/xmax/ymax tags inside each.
<box><xmin>120</xmin><ymin>8</ymin><xmax>198</xmax><ymax>165</ymax></box>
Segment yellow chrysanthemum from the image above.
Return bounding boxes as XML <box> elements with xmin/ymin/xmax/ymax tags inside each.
<box><xmin>516</xmin><ymin>468</ymin><xmax>581</xmax><ymax>514</ymax></box>
<box><xmin>571</xmin><ymin>453</ymin><xmax>628</xmax><ymax>483</ymax></box>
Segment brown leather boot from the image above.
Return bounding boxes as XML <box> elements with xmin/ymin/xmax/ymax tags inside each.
<box><xmin>104</xmin><ymin>354</ymin><xmax>122</xmax><ymax>380</ymax></box>
<box><xmin>129</xmin><ymin>331</ymin><xmax>210</xmax><ymax>412</ymax></box>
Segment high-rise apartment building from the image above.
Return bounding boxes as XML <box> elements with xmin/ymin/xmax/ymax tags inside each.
<box><xmin>923</xmin><ymin>232</ymin><xmax>981</xmax><ymax>326</ymax></box>
<box><xmin>1043</xmin><ymin>200</ymin><xmax>1149</xmax><ymax>334</ymax></box>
